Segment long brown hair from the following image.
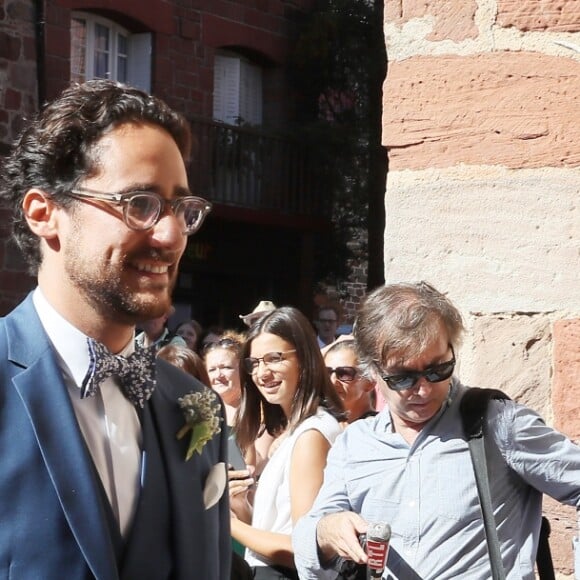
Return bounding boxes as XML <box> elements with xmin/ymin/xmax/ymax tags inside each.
<box><xmin>234</xmin><ymin>306</ymin><xmax>344</xmax><ymax>453</ymax></box>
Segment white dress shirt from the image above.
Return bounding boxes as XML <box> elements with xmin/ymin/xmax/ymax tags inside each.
<box><xmin>33</xmin><ymin>288</ymin><xmax>142</xmax><ymax>537</ymax></box>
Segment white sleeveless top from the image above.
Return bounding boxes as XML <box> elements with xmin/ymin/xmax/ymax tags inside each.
<box><xmin>245</xmin><ymin>408</ymin><xmax>342</xmax><ymax>567</ymax></box>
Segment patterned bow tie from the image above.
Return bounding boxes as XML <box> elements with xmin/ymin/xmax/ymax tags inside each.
<box><xmin>81</xmin><ymin>338</ymin><xmax>157</xmax><ymax>408</ymax></box>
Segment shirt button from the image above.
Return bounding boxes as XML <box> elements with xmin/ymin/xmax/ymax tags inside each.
<box><xmin>409</xmin><ymin>500</ymin><xmax>416</xmax><ymax>507</ymax></box>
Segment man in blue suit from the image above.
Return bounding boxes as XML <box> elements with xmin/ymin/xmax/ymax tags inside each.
<box><xmin>0</xmin><ymin>80</ymin><xmax>231</xmax><ymax>579</ymax></box>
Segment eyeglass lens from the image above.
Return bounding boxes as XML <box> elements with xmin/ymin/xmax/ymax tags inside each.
<box><xmin>384</xmin><ymin>358</ymin><xmax>455</xmax><ymax>391</ymax></box>
<box><xmin>243</xmin><ymin>350</ymin><xmax>294</xmax><ymax>374</ymax></box>
<box><xmin>326</xmin><ymin>366</ymin><xmax>357</xmax><ymax>382</ymax></box>
<box><xmin>126</xmin><ymin>194</ymin><xmax>208</xmax><ymax>234</ymax></box>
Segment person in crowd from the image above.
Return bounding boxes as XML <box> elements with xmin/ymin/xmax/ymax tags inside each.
<box><xmin>0</xmin><ymin>79</ymin><xmax>231</xmax><ymax>579</ymax></box>
<box><xmin>136</xmin><ymin>305</ymin><xmax>187</xmax><ymax>348</ymax></box>
<box><xmin>203</xmin><ymin>331</ymin><xmax>274</xmax><ymax>475</ymax></box>
<box><xmin>239</xmin><ymin>300</ymin><xmax>277</xmax><ymax>328</ymax></box>
<box><xmin>314</xmin><ymin>305</ymin><xmax>340</xmax><ymax>348</ymax></box>
<box><xmin>158</xmin><ymin>342</ymin><xmax>210</xmax><ymax>386</ymax></box>
<box><xmin>199</xmin><ymin>324</ymin><xmax>226</xmax><ymax>352</ymax></box>
<box><xmin>175</xmin><ymin>318</ymin><xmax>203</xmax><ymax>350</ymax></box>
<box><xmin>204</xmin><ymin>331</ymin><xmax>247</xmax><ymax>427</ymax></box>
<box><xmin>324</xmin><ymin>339</ymin><xmax>376</xmax><ymax>423</ymax></box>
<box><xmin>229</xmin><ymin>306</ymin><xmax>345</xmax><ymax>580</ymax></box>
<box><xmin>292</xmin><ymin>281</ymin><xmax>580</xmax><ymax>580</ymax></box>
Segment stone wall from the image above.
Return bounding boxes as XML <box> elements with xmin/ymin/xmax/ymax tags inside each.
<box><xmin>382</xmin><ymin>0</ymin><xmax>579</xmax><ymax>575</ymax></box>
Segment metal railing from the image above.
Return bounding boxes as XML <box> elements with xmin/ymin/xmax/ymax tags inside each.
<box><xmin>188</xmin><ymin>117</ymin><xmax>326</xmax><ymax>218</ymax></box>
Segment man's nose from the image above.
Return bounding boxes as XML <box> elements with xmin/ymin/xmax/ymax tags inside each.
<box><xmin>150</xmin><ymin>211</ymin><xmax>187</xmax><ymax>248</ymax></box>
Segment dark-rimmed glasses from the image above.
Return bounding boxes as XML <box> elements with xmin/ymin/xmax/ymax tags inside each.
<box><xmin>64</xmin><ymin>188</ymin><xmax>212</xmax><ymax>235</ymax></box>
<box><xmin>326</xmin><ymin>366</ymin><xmax>358</xmax><ymax>382</ymax></box>
<box><xmin>243</xmin><ymin>350</ymin><xmax>296</xmax><ymax>374</ymax></box>
<box><xmin>376</xmin><ymin>345</ymin><xmax>456</xmax><ymax>391</ymax></box>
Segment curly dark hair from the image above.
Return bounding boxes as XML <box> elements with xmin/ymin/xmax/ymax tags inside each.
<box><xmin>234</xmin><ymin>306</ymin><xmax>345</xmax><ymax>454</ymax></box>
<box><xmin>0</xmin><ymin>79</ymin><xmax>192</xmax><ymax>274</ymax></box>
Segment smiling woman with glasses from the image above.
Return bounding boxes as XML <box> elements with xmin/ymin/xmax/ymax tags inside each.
<box><xmin>229</xmin><ymin>306</ymin><xmax>344</xmax><ymax>579</ymax></box>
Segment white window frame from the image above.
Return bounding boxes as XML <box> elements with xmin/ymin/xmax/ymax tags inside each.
<box><xmin>71</xmin><ymin>11</ymin><xmax>151</xmax><ymax>92</ymax></box>
<box><xmin>213</xmin><ymin>53</ymin><xmax>262</xmax><ymax>126</ymax></box>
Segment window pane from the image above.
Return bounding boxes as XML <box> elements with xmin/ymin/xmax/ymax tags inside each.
<box><xmin>117</xmin><ymin>33</ymin><xmax>128</xmax><ymax>82</ymax></box>
<box><xmin>70</xmin><ymin>18</ymin><xmax>87</xmax><ymax>83</ymax></box>
<box><xmin>94</xmin><ymin>23</ymin><xmax>110</xmax><ymax>79</ymax></box>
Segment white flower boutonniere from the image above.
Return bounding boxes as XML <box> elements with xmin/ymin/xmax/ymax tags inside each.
<box><xmin>176</xmin><ymin>390</ymin><xmax>222</xmax><ymax>461</ymax></box>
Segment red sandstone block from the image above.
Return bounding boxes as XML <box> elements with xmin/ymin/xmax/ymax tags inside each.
<box><xmin>22</xmin><ymin>35</ymin><xmax>36</xmax><ymax>61</ymax></box>
<box><xmin>383</xmin><ymin>52</ymin><xmax>580</xmax><ymax>170</ymax></box>
<box><xmin>497</xmin><ymin>0</ymin><xmax>580</xmax><ymax>32</ymax></box>
<box><xmin>179</xmin><ymin>18</ymin><xmax>199</xmax><ymax>40</ymax></box>
<box><xmin>244</xmin><ymin>8</ymin><xmax>282</xmax><ymax>35</ymax></box>
<box><xmin>4</xmin><ymin>89</ymin><xmax>21</xmax><ymax>111</ymax></box>
<box><xmin>202</xmin><ymin>13</ymin><xmax>286</xmax><ymax>63</ymax></box>
<box><xmin>45</xmin><ymin>24</ymin><xmax>70</xmax><ymax>58</ymax></box>
<box><xmin>0</xmin><ymin>31</ymin><xmax>21</xmax><ymax>61</ymax></box>
<box><xmin>552</xmin><ymin>318</ymin><xmax>580</xmax><ymax>441</ymax></box>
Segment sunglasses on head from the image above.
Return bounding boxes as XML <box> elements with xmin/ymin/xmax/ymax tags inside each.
<box><xmin>377</xmin><ymin>345</ymin><xmax>456</xmax><ymax>391</ymax></box>
<box><xmin>202</xmin><ymin>337</ymin><xmax>239</xmax><ymax>354</ymax></box>
<box><xmin>326</xmin><ymin>366</ymin><xmax>358</xmax><ymax>382</ymax></box>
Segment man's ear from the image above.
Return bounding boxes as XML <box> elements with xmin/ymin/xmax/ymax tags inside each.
<box><xmin>362</xmin><ymin>378</ymin><xmax>377</xmax><ymax>393</ymax></box>
<box><xmin>22</xmin><ymin>189</ymin><xmax>60</xmax><ymax>240</ymax></box>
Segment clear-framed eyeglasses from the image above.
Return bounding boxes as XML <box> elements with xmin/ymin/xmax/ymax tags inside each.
<box><xmin>64</xmin><ymin>187</ymin><xmax>212</xmax><ymax>235</ymax></box>
<box><xmin>243</xmin><ymin>350</ymin><xmax>297</xmax><ymax>374</ymax></box>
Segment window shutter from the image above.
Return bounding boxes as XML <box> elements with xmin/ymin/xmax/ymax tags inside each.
<box><xmin>127</xmin><ymin>33</ymin><xmax>152</xmax><ymax>92</ymax></box>
<box><xmin>213</xmin><ymin>55</ymin><xmax>241</xmax><ymax>124</ymax></box>
<box><xmin>240</xmin><ymin>60</ymin><xmax>262</xmax><ymax>125</ymax></box>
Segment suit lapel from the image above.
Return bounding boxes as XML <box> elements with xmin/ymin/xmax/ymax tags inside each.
<box><xmin>7</xmin><ymin>295</ymin><xmax>119</xmax><ymax>580</ymax></box>
<box><xmin>120</xmin><ymin>404</ymin><xmax>172</xmax><ymax>579</ymax></box>
<box><xmin>148</xmin><ymin>361</ymin><xmax>216</xmax><ymax>580</ymax></box>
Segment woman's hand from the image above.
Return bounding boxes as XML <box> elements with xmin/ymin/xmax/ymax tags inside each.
<box><xmin>228</xmin><ymin>466</ymin><xmax>254</xmax><ymax>523</ymax></box>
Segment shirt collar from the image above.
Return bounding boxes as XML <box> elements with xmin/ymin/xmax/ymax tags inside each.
<box><xmin>376</xmin><ymin>378</ymin><xmax>458</xmax><ymax>434</ymax></box>
<box><xmin>32</xmin><ymin>287</ymin><xmax>135</xmax><ymax>388</ymax></box>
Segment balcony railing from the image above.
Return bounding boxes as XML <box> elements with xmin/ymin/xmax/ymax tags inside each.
<box><xmin>188</xmin><ymin>118</ymin><xmax>326</xmax><ymax>219</ymax></box>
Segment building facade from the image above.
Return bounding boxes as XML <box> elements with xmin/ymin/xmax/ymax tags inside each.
<box><xmin>0</xmin><ymin>0</ymin><xmax>330</xmax><ymax>327</ymax></box>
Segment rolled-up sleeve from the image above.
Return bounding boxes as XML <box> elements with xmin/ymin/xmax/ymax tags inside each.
<box><xmin>490</xmin><ymin>400</ymin><xmax>580</xmax><ymax>506</ymax></box>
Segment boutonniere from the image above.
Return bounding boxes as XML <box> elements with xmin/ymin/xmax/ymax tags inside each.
<box><xmin>176</xmin><ymin>390</ymin><xmax>222</xmax><ymax>461</ymax></box>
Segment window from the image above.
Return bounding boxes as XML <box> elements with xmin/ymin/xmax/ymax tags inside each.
<box><xmin>213</xmin><ymin>54</ymin><xmax>262</xmax><ymax>126</ymax></box>
<box><xmin>71</xmin><ymin>12</ymin><xmax>151</xmax><ymax>92</ymax></box>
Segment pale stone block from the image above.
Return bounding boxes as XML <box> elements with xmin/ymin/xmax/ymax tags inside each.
<box><xmin>385</xmin><ymin>166</ymin><xmax>580</xmax><ymax>313</ymax></box>
<box><xmin>458</xmin><ymin>312</ymin><xmax>553</xmax><ymax>419</ymax></box>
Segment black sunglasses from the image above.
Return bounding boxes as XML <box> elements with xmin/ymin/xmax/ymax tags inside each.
<box><xmin>326</xmin><ymin>366</ymin><xmax>358</xmax><ymax>382</ymax></box>
<box><xmin>377</xmin><ymin>345</ymin><xmax>456</xmax><ymax>391</ymax></box>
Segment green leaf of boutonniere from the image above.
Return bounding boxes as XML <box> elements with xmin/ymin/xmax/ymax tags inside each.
<box><xmin>176</xmin><ymin>390</ymin><xmax>222</xmax><ymax>461</ymax></box>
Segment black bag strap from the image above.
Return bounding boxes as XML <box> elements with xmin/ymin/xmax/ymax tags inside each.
<box><xmin>461</xmin><ymin>388</ymin><xmax>509</xmax><ymax>580</ymax></box>
<box><xmin>460</xmin><ymin>388</ymin><xmax>555</xmax><ymax>580</ymax></box>
<box><xmin>536</xmin><ymin>517</ymin><xmax>555</xmax><ymax>580</ymax></box>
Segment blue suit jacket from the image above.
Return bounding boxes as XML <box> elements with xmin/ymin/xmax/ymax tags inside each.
<box><xmin>0</xmin><ymin>294</ymin><xmax>231</xmax><ymax>580</ymax></box>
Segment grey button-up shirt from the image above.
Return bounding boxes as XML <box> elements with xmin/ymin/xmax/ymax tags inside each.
<box><xmin>293</xmin><ymin>381</ymin><xmax>580</xmax><ymax>579</ymax></box>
